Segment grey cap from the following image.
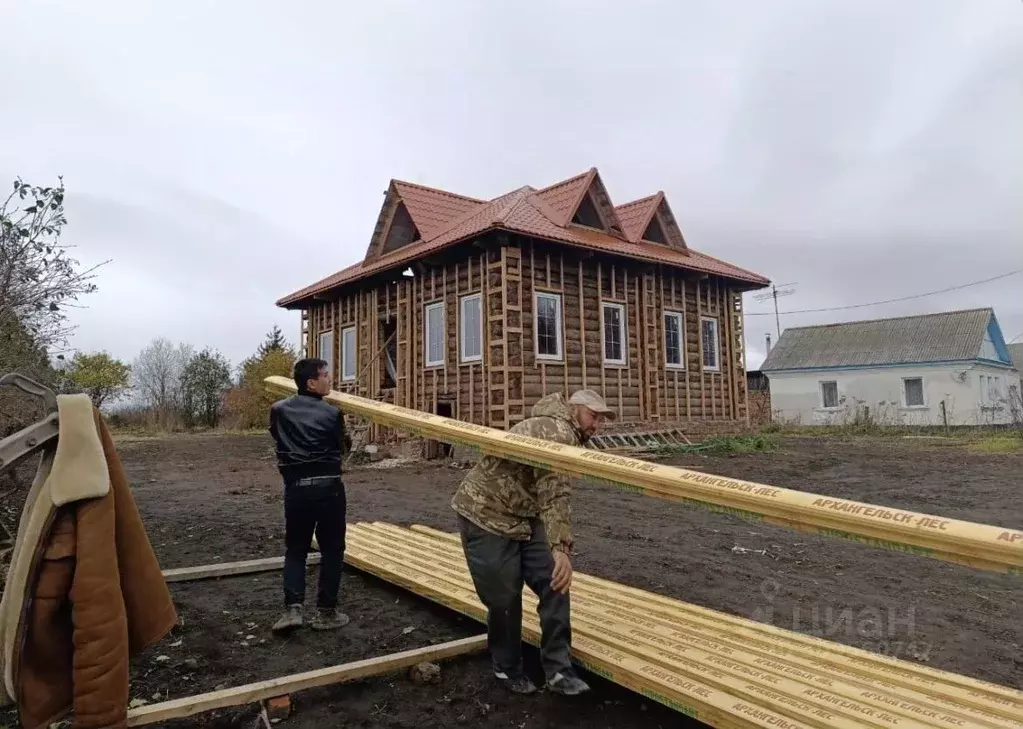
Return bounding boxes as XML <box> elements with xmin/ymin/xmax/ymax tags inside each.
<box><xmin>569</xmin><ymin>389</ymin><xmax>616</xmax><ymax>419</ymax></box>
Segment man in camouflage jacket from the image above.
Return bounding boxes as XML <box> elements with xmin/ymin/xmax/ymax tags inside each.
<box><xmin>451</xmin><ymin>389</ymin><xmax>614</xmax><ymax>696</ymax></box>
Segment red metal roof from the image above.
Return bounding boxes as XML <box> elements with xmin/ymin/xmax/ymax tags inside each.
<box><xmin>614</xmin><ymin>194</ymin><xmax>662</xmax><ymax>243</ymax></box>
<box><xmin>391</xmin><ymin>181</ymin><xmax>482</xmax><ymax>239</ymax></box>
<box><xmin>277</xmin><ymin>170</ymin><xmax>770</xmax><ymax>307</ymax></box>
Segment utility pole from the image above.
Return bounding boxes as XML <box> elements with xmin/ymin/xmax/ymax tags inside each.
<box><xmin>753</xmin><ymin>282</ymin><xmax>797</xmax><ymax>339</ymax></box>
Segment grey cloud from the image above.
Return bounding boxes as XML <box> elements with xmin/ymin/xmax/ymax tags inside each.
<box><xmin>0</xmin><ymin>0</ymin><xmax>1018</xmax><ymax>374</ymax></box>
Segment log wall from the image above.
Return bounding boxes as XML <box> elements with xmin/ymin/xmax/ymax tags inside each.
<box><xmin>302</xmin><ymin>237</ymin><xmax>750</xmax><ymax>434</ymax></box>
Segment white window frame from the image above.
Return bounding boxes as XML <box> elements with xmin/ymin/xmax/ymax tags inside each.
<box><xmin>459</xmin><ymin>293</ymin><xmax>483</xmax><ymax>364</ymax></box>
<box><xmin>424</xmin><ymin>301</ymin><xmax>445</xmax><ymax>368</ymax></box>
<box><xmin>820</xmin><ymin>380</ymin><xmax>839</xmax><ymax>409</ymax></box>
<box><xmin>318</xmin><ymin>330</ymin><xmax>334</xmax><ymax>375</ymax></box>
<box><xmin>902</xmin><ymin>376</ymin><xmax>925</xmax><ymax>408</ymax></box>
<box><xmin>534</xmin><ymin>291</ymin><xmax>564</xmax><ymax>361</ymax></box>
<box><xmin>341</xmin><ymin>326</ymin><xmax>357</xmax><ymax>382</ymax></box>
<box><xmin>700</xmin><ymin>316</ymin><xmax>721</xmax><ymax>372</ymax></box>
<box><xmin>601</xmin><ymin>302</ymin><xmax>628</xmax><ymax>366</ymax></box>
<box><xmin>664</xmin><ymin>310</ymin><xmax>685</xmax><ymax>369</ymax></box>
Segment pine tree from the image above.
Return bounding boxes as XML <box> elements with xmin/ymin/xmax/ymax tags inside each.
<box><xmin>257</xmin><ymin>325</ymin><xmax>290</xmax><ymax>358</ymax></box>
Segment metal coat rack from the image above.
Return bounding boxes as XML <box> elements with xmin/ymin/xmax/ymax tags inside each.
<box><xmin>0</xmin><ymin>373</ymin><xmax>59</xmax><ymax>475</ymax></box>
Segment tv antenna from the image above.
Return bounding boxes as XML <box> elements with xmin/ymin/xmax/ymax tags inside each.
<box><xmin>753</xmin><ymin>282</ymin><xmax>797</xmax><ymax>339</ymax></box>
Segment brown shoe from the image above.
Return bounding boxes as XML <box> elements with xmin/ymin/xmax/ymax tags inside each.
<box><xmin>310</xmin><ymin>607</ymin><xmax>350</xmax><ymax>631</ymax></box>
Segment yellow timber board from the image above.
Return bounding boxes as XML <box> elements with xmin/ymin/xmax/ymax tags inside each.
<box><xmin>342</xmin><ymin>522</ymin><xmax>1022</xmax><ymax>728</ymax></box>
<box><xmin>264</xmin><ymin>377</ymin><xmax>1023</xmax><ymax>574</ymax></box>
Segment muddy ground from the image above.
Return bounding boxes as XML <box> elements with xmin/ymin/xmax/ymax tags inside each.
<box><xmin>5</xmin><ymin>434</ymin><xmax>1023</xmax><ymax>728</ymax></box>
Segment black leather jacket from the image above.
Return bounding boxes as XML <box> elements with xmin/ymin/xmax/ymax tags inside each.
<box><xmin>268</xmin><ymin>392</ymin><xmax>351</xmax><ymax>482</ymax></box>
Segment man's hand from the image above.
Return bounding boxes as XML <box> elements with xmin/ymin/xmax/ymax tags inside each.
<box><xmin>551</xmin><ymin>550</ymin><xmax>573</xmax><ymax>594</ymax></box>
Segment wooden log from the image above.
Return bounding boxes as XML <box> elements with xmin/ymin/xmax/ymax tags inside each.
<box><xmin>126</xmin><ymin>635</ymin><xmax>488</xmax><ymax>726</ymax></box>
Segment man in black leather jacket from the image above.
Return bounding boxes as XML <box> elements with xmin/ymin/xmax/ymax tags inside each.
<box><xmin>268</xmin><ymin>357</ymin><xmax>352</xmax><ymax>633</ymax></box>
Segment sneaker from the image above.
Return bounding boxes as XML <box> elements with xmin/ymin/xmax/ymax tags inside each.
<box><xmin>546</xmin><ymin>670</ymin><xmax>590</xmax><ymax>696</ymax></box>
<box><xmin>271</xmin><ymin>604</ymin><xmax>304</xmax><ymax>633</ymax></box>
<box><xmin>310</xmin><ymin>607</ymin><xmax>350</xmax><ymax>631</ymax></box>
<box><xmin>494</xmin><ymin>670</ymin><xmax>537</xmax><ymax>695</ymax></box>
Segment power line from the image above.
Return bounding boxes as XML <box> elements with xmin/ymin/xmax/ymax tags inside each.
<box><xmin>744</xmin><ymin>269</ymin><xmax>1023</xmax><ymax>317</ymax></box>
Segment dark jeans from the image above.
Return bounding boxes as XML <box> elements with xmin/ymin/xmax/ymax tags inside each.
<box><xmin>457</xmin><ymin>515</ymin><xmax>572</xmax><ymax>680</ymax></box>
<box><xmin>283</xmin><ymin>477</ymin><xmax>346</xmax><ymax>609</ymax></box>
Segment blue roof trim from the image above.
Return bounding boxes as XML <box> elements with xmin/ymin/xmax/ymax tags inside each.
<box><xmin>762</xmin><ymin>358</ymin><xmax>1017</xmax><ymax>374</ymax></box>
<box><xmin>985</xmin><ymin>312</ymin><xmax>1013</xmax><ymax>364</ymax></box>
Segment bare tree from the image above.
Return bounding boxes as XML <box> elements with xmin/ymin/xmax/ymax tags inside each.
<box><xmin>132</xmin><ymin>338</ymin><xmax>193</xmax><ymax>424</ymax></box>
<box><xmin>0</xmin><ymin>177</ymin><xmax>109</xmax><ymax>353</ymax></box>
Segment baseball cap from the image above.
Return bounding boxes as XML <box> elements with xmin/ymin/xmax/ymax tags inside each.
<box><xmin>569</xmin><ymin>389</ymin><xmax>616</xmax><ymax>419</ymax></box>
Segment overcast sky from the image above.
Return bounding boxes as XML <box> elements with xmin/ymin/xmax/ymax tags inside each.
<box><xmin>2</xmin><ymin>0</ymin><xmax>1020</xmax><ymax>374</ymax></box>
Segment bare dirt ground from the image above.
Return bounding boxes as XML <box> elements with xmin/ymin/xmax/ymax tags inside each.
<box><xmin>4</xmin><ymin>433</ymin><xmax>1022</xmax><ymax>728</ymax></box>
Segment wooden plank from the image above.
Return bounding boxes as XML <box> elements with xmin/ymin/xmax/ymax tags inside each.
<box><xmin>626</xmin><ymin>268</ymin><xmax>633</xmax><ymax>394</ymax></box>
<box><xmin>444</xmin><ymin>263</ymin><xmax>449</xmax><ymax>393</ymax></box>
<box><xmin>455</xmin><ymin>262</ymin><xmax>461</xmax><ymax>419</ymax></box>
<box><xmin>126</xmin><ymin>635</ymin><xmax>488</xmax><ymax>726</ymax></box>
<box><xmin>350</xmin><ymin>523</ymin><xmax>1023</xmax><ymax>729</ymax></box>
<box><xmin>682</xmin><ymin>277</ymin><xmax>691</xmax><ymax>420</ymax></box>
<box><xmin>578</xmin><ymin>258</ymin><xmax>587</xmax><ymax>389</ymax></box>
<box><xmin>481</xmin><ymin>253</ymin><xmax>489</xmax><ymax>426</ymax></box>
<box><xmin>617</xmin><ymin>368</ymin><xmax>623</xmax><ymax>420</ymax></box>
<box><xmin>598</xmin><ymin>260</ymin><xmax>606</xmax><ymax>399</ymax></box>
<box><xmin>163</xmin><ymin>555</ymin><xmax>318</xmax><ymax>583</ymax></box>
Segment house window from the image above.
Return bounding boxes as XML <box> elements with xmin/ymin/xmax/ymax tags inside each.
<box><xmin>664</xmin><ymin>311</ymin><xmax>685</xmax><ymax>368</ymax></box>
<box><xmin>460</xmin><ymin>293</ymin><xmax>483</xmax><ymax>363</ymax></box>
<box><xmin>535</xmin><ymin>292</ymin><xmax>563</xmax><ymax>360</ymax></box>
<box><xmin>820</xmin><ymin>381</ymin><xmax>839</xmax><ymax>408</ymax></box>
<box><xmin>903</xmin><ymin>377</ymin><xmax>924</xmax><ymax>407</ymax></box>
<box><xmin>602</xmin><ymin>303</ymin><xmax>627</xmax><ymax>365</ymax></box>
<box><xmin>318</xmin><ymin>331</ymin><xmax>334</xmax><ymax>374</ymax></box>
<box><xmin>341</xmin><ymin>326</ymin><xmax>356</xmax><ymax>382</ymax></box>
<box><xmin>424</xmin><ymin>302</ymin><xmax>445</xmax><ymax>367</ymax></box>
<box><xmin>700</xmin><ymin>316</ymin><xmax>720</xmax><ymax>371</ymax></box>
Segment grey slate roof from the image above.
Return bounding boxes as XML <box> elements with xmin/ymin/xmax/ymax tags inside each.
<box><xmin>760</xmin><ymin>308</ymin><xmax>995</xmax><ymax>371</ymax></box>
<box><xmin>1009</xmin><ymin>342</ymin><xmax>1023</xmax><ymax>370</ymax></box>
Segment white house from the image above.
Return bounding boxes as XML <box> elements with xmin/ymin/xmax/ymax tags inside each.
<box><xmin>760</xmin><ymin>308</ymin><xmax>1021</xmax><ymax>427</ymax></box>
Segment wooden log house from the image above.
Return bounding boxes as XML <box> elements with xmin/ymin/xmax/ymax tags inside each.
<box><xmin>275</xmin><ymin>168</ymin><xmax>770</xmax><ymax>439</ymax></box>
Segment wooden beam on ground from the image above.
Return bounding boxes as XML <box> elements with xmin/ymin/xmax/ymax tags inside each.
<box><xmin>125</xmin><ymin>635</ymin><xmax>487</xmax><ymax>726</ymax></box>
<box><xmin>342</xmin><ymin>521</ymin><xmax>1023</xmax><ymax>728</ymax></box>
<box><xmin>162</xmin><ymin>554</ymin><xmax>321</xmax><ymax>583</ymax></box>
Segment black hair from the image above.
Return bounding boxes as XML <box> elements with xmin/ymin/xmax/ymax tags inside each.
<box><xmin>293</xmin><ymin>358</ymin><xmax>329</xmax><ymax>393</ymax></box>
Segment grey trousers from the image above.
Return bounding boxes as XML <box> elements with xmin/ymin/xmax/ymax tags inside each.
<box><xmin>457</xmin><ymin>515</ymin><xmax>573</xmax><ymax>679</ymax></box>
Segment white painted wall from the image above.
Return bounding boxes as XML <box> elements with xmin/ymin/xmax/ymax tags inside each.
<box><xmin>765</xmin><ymin>363</ymin><xmax>1021</xmax><ymax>427</ymax></box>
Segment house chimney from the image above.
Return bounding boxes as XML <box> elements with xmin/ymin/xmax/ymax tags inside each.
<box><xmin>765</xmin><ymin>333</ymin><xmax>772</xmax><ymax>354</ymax></box>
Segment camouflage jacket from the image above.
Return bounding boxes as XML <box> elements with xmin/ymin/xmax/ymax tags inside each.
<box><xmin>451</xmin><ymin>392</ymin><xmax>583</xmax><ymax>554</ymax></box>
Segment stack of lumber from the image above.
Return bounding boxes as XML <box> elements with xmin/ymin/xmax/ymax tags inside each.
<box><xmin>263</xmin><ymin>377</ymin><xmax>1023</xmax><ymax>575</ymax></box>
<box><xmin>345</xmin><ymin>522</ymin><xmax>1023</xmax><ymax>729</ymax></box>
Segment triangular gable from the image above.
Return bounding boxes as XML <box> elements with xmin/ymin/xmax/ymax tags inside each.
<box><xmin>364</xmin><ymin>182</ymin><xmax>419</xmax><ymax>261</ymax></box>
<box><xmin>565</xmin><ymin>169</ymin><xmax>626</xmax><ymax>238</ymax></box>
<box><xmin>363</xmin><ymin>181</ymin><xmax>482</xmax><ymax>261</ymax></box>
<box><xmin>614</xmin><ymin>194</ymin><xmax>660</xmax><ymax>242</ymax></box>
<box><xmin>978</xmin><ymin>311</ymin><xmax>1013</xmax><ymax>365</ymax></box>
<box><xmin>650</xmin><ymin>195</ymin><xmax>688</xmax><ymax>252</ymax></box>
<box><xmin>613</xmin><ymin>192</ymin><xmax>687</xmax><ymax>252</ymax></box>
<box><xmin>392</xmin><ymin>181</ymin><xmax>482</xmax><ymax>240</ymax></box>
